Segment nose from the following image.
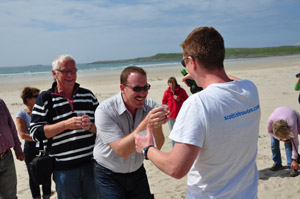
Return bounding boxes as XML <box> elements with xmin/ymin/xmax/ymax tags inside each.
<box><xmin>137</xmin><ymin>90</ymin><xmax>148</xmax><ymax>97</ymax></box>
<box><xmin>66</xmin><ymin>71</ymin><xmax>76</xmax><ymax>76</ymax></box>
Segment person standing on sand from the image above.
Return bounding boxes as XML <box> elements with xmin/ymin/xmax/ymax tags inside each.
<box><xmin>135</xmin><ymin>26</ymin><xmax>261</xmax><ymax>199</ymax></box>
<box><xmin>93</xmin><ymin>66</ymin><xmax>169</xmax><ymax>199</ymax></box>
<box><xmin>16</xmin><ymin>87</ymin><xmax>52</xmax><ymax>199</ymax></box>
<box><xmin>0</xmin><ymin>98</ymin><xmax>25</xmax><ymax>199</ymax></box>
<box><xmin>162</xmin><ymin>76</ymin><xmax>188</xmax><ymax>147</ymax></box>
<box><xmin>30</xmin><ymin>54</ymin><xmax>99</xmax><ymax>199</ymax></box>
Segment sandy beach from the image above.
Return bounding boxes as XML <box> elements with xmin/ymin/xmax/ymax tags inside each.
<box><xmin>1</xmin><ymin>55</ymin><xmax>300</xmax><ymax>198</ymax></box>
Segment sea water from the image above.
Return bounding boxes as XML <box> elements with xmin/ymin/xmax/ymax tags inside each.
<box><xmin>0</xmin><ymin>60</ymin><xmax>180</xmax><ymax>77</ymax></box>
<box><xmin>2</xmin><ymin>55</ymin><xmax>295</xmax><ymax>78</ymax></box>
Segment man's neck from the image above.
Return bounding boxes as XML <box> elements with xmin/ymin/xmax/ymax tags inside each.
<box><xmin>198</xmin><ymin>68</ymin><xmax>232</xmax><ymax>89</ymax></box>
<box><xmin>121</xmin><ymin>93</ymin><xmax>137</xmax><ymax>118</ymax></box>
<box><xmin>57</xmin><ymin>86</ymin><xmax>73</xmax><ymax>99</ymax></box>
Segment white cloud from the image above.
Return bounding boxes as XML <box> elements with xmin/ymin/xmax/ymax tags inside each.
<box><xmin>0</xmin><ymin>0</ymin><xmax>299</xmax><ymax>66</ymax></box>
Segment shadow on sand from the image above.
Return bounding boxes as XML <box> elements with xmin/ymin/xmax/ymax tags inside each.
<box><xmin>259</xmin><ymin>166</ymin><xmax>295</xmax><ymax>180</ymax></box>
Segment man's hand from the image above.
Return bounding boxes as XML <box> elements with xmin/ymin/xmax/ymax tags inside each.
<box><xmin>64</xmin><ymin>116</ymin><xmax>85</xmax><ymax>130</ymax></box>
<box><xmin>291</xmin><ymin>160</ymin><xmax>299</xmax><ymax>170</ymax></box>
<box><xmin>148</xmin><ymin>105</ymin><xmax>170</xmax><ymax>127</ymax></box>
<box><xmin>16</xmin><ymin>151</ymin><xmax>25</xmax><ymax>161</ymax></box>
<box><xmin>135</xmin><ymin>125</ymin><xmax>154</xmax><ymax>154</ymax></box>
<box><xmin>182</xmin><ymin>73</ymin><xmax>193</xmax><ymax>87</ymax></box>
<box><xmin>81</xmin><ymin>115</ymin><xmax>92</xmax><ymax>131</ymax></box>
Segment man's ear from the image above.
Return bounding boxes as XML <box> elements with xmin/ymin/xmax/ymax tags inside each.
<box><xmin>120</xmin><ymin>84</ymin><xmax>125</xmax><ymax>92</ymax></box>
<box><xmin>191</xmin><ymin>57</ymin><xmax>198</xmax><ymax>71</ymax></box>
<box><xmin>52</xmin><ymin>70</ymin><xmax>57</xmax><ymax>79</ymax></box>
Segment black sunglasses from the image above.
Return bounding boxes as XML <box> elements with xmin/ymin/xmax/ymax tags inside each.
<box><xmin>181</xmin><ymin>55</ymin><xmax>199</xmax><ymax>67</ymax></box>
<box><xmin>124</xmin><ymin>83</ymin><xmax>151</xmax><ymax>92</ymax></box>
<box><xmin>32</xmin><ymin>95</ymin><xmax>39</xmax><ymax>98</ymax></box>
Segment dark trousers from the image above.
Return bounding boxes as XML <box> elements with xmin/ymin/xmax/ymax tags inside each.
<box><xmin>0</xmin><ymin>149</ymin><xmax>17</xmax><ymax>199</ymax></box>
<box><xmin>93</xmin><ymin>161</ymin><xmax>152</xmax><ymax>199</ymax></box>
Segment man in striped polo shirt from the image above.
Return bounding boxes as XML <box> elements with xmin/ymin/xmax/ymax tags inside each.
<box><xmin>30</xmin><ymin>54</ymin><xmax>99</xmax><ymax>199</ymax></box>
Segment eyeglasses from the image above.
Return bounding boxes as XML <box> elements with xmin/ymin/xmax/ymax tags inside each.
<box><xmin>181</xmin><ymin>55</ymin><xmax>199</xmax><ymax>68</ymax></box>
<box><xmin>56</xmin><ymin>68</ymin><xmax>78</xmax><ymax>75</ymax></box>
<box><xmin>32</xmin><ymin>95</ymin><xmax>39</xmax><ymax>98</ymax></box>
<box><xmin>124</xmin><ymin>83</ymin><xmax>151</xmax><ymax>92</ymax></box>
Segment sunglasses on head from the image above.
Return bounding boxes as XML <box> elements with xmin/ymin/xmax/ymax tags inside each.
<box><xmin>124</xmin><ymin>83</ymin><xmax>151</xmax><ymax>92</ymax></box>
<box><xmin>181</xmin><ymin>55</ymin><xmax>199</xmax><ymax>68</ymax></box>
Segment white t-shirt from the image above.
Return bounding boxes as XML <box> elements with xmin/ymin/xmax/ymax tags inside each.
<box><xmin>170</xmin><ymin>80</ymin><xmax>261</xmax><ymax>199</ymax></box>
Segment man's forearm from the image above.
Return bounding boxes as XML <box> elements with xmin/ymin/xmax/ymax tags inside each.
<box><xmin>146</xmin><ymin>147</ymin><xmax>187</xmax><ymax>179</ymax></box>
<box><xmin>109</xmin><ymin>118</ymin><xmax>148</xmax><ymax>158</ymax></box>
<box><xmin>44</xmin><ymin>121</ymin><xmax>66</xmax><ymax>138</ymax></box>
<box><xmin>147</xmin><ymin>143</ymin><xmax>200</xmax><ymax>179</ymax></box>
<box><xmin>152</xmin><ymin>127</ymin><xmax>165</xmax><ymax>149</ymax></box>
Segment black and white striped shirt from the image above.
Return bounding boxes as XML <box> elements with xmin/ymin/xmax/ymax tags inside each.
<box><xmin>30</xmin><ymin>82</ymin><xmax>99</xmax><ymax>170</ymax></box>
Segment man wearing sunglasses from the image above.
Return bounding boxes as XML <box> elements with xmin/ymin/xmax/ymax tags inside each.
<box><xmin>135</xmin><ymin>27</ymin><xmax>261</xmax><ymax>199</ymax></box>
<box><xmin>93</xmin><ymin>66</ymin><xmax>168</xmax><ymax>199</ymax></box>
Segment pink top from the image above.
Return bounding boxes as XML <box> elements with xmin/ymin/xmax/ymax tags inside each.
<box><xmin>267</xmin><ymin>106</ymin><xmax>300</xmax><ymax>159</ymax></box>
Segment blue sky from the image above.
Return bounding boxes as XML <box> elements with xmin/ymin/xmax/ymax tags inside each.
<box><xmin>0</xmin><ymin>0</ymin><xmax>299</xmax><ymax>67</ymax></box>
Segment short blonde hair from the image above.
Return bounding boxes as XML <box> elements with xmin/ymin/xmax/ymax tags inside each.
<box><xmin>272</xmin><ymin>120</ymin><xmax>294</xmax><ymax>139</ymax></box>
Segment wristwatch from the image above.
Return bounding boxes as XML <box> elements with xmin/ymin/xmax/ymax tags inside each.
<box><xmin>142</xmin><ymin>145</ymin><xmax>155</xmax><ymax>160</ymax></box>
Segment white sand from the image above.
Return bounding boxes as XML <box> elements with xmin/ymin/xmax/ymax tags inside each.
<box><xmin>1</xmin><ymin>55</ymin><xmax>300</xmax><ymax>198</ymax></box>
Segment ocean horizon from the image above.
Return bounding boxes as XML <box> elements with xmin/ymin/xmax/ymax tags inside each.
<box><xmin>1</xmin><ymin>55</ymin><xmax>299</xmax><ymax>78</ymax></box>
<box><xmin>0</xmin><ymin>60</ymin><xmax>180</xmax><ymax>77</ymax></box>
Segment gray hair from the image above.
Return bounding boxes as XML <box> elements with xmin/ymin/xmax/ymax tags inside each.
<box><xmin>52</xmin><ymin>54</ymin><xmax>76</xmax><ymax>71</ymax></box>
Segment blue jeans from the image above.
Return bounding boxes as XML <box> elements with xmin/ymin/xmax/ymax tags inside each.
<box><xmin>93</xmin><ymin>162</ymin><xmax>151</xmax><ymax>199</ymax></box>
<box><xmin>271</xmin><ymin>136</ymin><xmax>292</xmax><ymax>166</ymax></box>
<box><xmin>53</xmin><ymin>161</ymin><xmax>97</xmax><ymax>199</ymax></box>
<box><xmin>0</xmin><ymin>149</ymin><xmax>17</xmax><ymax>199</ymax></box>
<box><xmin>168</xmin><ymin>119</ymin><xmax>176</xmax><ymax>147</ymax></box>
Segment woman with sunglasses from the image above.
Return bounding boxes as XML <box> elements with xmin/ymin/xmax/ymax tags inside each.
<box><xmin>16</xmin><ymin>87</ymin><xmax>52</xmax><ymax>199</ymax></box>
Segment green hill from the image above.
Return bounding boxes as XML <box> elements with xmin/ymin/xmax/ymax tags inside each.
<box><xmin>226</xmin><ymin>46</ymin><xmax>300</xmax><ymax>58</ymax></box>
<box><xmin>91</xmin><ymin>46</ymin><xmax>300</xmax><ymax>64</ymax></box>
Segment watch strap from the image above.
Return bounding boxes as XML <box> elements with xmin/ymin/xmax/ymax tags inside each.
<box><xmin>142</xmin><ymin>145</ymin><xmax>155</xmax><ymax>160</ymax></box>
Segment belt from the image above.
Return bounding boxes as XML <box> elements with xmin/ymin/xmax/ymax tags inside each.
<box><xmin>0</xmin><ymin>150</ymin><xmax>9</xmax><ymax>159</ymax></box>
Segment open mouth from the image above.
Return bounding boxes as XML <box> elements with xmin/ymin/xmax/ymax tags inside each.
<box><xmin>65</xmin><ymin>79</ymin><xmax>75</xmax><ymax>82</ymax></box>
<box><xmin>136</xmin><ymin>96</ymin><xmax>144</xmax><ymax>101</ymax></box>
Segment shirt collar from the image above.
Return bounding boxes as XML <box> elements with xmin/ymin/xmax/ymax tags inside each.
<box><xmin>116</xmin><ymin>92</ymin><xmax>147</xmax><ymax>115</ymax></box>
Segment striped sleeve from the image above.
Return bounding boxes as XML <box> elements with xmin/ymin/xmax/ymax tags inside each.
<box><xmin>30</xmin><ymin>90</ymin><xmax>51</xmax><ymax>142</ymax></box>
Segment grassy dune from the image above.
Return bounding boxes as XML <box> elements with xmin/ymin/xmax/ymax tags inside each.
<box><xmin>225</xmin><ymin>46</ymin><xmax>300</xmax><ymax>58</ymax></box>
<box><xmin>91</xmin><ymin>46</ymin><xmax>300</xmax><ymax>64</ymax></box>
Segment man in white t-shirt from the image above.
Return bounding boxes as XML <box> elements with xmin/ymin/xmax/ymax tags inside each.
<box><xmin>135</xmin><ymin>27</ymin><xmax>261</xmax><ymax>199</ymax></box>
